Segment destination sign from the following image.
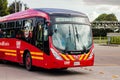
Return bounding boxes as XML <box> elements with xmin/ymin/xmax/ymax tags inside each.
<box><xmin>55</xmin><ymin>17</ymin><xmax>89</xmax><ymax>23</ymax></box>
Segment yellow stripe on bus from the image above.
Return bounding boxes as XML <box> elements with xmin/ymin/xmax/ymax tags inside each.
<box><xmin>84</xmin><ymin>52</ymin><xmax>90</xmax><ymax>60</ymax></box>
<box><xmin>5</xmin><ymin>52</ymin><xmax>16</xmax><ymax>56</ymax></box>
<box><xmin>79</xmin><ymin>54</ymin><xmax>85</xmax><ymax>61</ymax></box>
<box><xmin>0</xmin><ymin>49</ymin><xmax>16</xmax><ymax>53</ymax></box>
<box><xmin>67</xmin><ymin>55</ymin><xmax>75</xmax><ymax>61</ymax></box>
<box><xmin>60</xmin><ymin>54</ymin><xmax>69</xmax><ymax>61</ymax></box>
<box><xmin>31</xmin><ymin>52</ymin><xmax>43</xmax><ymax>56</ymax></box>
<box><xmin>32</xmin><ymin>56</ymin><xmax>43</xmax><ymax>60</ymax></box>
<box><xmin>21</xmin><ymin>55</ymin><xmax>23</xmax><ymax>57</ymax></box>
<box><xmin>20</xmin><ymin>51</ymin><xmax>24</xmax><ymax>54</ymax></box>
<box><xmin>20</xmin><ymin>51</ymin><xmax>43</xmax><ymax>56</ymax></box>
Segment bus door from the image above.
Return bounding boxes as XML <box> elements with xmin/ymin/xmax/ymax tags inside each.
<box><xmin>35</xmin><ymin>22</ymin><xmax>44</xmax><ymax>50</ymax></box>
<box><xmin>34</xmin><ymin>18</ymin><xmax>49</xmax><ymax>55</ymax></box>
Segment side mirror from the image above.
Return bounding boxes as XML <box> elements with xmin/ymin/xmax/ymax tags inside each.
<box><xmin>48</xmin><ymin>26</ymin><xmax>53</xmax><ymax>36</ymax></box>
<box><xmin>45</xmin><ymin>20</ymin><xmax>51</xmax><ymax>26</ymax></box>
<box><xmin>45</xmin><ymin>20</ymin><xmax>53</xmax><ymax>36</ymax></box>
<box><xmin>54</xmin><ymin>27</ymin><xmax>58</xmax><ymax>33</ymax></box>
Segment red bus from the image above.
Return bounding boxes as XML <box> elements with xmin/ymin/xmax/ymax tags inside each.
<box><xmin>0</xmin><ymin>8</ymin><xmax>94</xmax><ymax>70</ymax></box>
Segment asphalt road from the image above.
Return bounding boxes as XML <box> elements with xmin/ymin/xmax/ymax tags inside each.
<box><xmin>0</xmin><ymin>44</ymin><xmax>120</xmax><ymax>80</ymax></box>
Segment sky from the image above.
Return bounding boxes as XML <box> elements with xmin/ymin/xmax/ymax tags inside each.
<box><xmin>8</xmin><ymin>0</ymin><xmax>120</xmax><ymax>21</ymax></box>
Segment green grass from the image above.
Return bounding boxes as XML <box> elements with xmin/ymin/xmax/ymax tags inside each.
<box><xmin>93</xmin><ymin>37</ymin><xmax>108</xmax><ymax>44</ymax></box>
<box><xmin>93</xmin><ymin>36</ymin><xmax>120</xmax><ymax>44</ymax></box>
<box><xmin>110</xmin><ymin>36</ymin><xmax>120</xmax><ymax>44</ymax></box>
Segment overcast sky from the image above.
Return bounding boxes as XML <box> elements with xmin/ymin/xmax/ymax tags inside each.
<box><xmin>8</xmin><ymin>0</ymin><xmax>120</xmax><ymax>21</ymax></box>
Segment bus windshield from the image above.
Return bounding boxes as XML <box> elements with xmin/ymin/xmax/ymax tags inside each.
<box><xmin>52</xmin><ymin>23</ymin><xmax>92</xmax><ymax>53</ymax></box>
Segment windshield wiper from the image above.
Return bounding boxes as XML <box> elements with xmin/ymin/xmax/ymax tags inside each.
<box><xmin>69</xmin><ymin>26</ymin><xmax>71</xmax><ymax>41</ymax></box>
<box><xmin>75</xmin><ymin>26</ymin><xmax>79</xmax><ymax>42</ymax></box>
<box><xmin>75</xmin><ymin>26</ymin><xmax>88</xmax><ymax>53</ymax></box>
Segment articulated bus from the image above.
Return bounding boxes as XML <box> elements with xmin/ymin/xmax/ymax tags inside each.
<box><xmin>0</xmin><ymin>8</ymin><xmax>94</xmax><ymax>70</ymax></box>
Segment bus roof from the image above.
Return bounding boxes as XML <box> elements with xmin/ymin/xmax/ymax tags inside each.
<box><xmin>34</xmin><ymin>8</ymin><xmax>86</xmax><ymax>16</ymax></box>
<box><xmin>0</xmin><ymin>8</ymin><xmax>86</xmax><ymax>22</ymax></box>
<box><xmin>0</xmin><ymin>9</ymin><xmax>49</xmax><ymax>22</ymax></box>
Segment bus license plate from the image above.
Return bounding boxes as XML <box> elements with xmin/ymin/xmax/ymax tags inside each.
<box><xmin>74</xmin><ymin>62</ymin><xmax>80</xmax><ymax>66</ymax></box>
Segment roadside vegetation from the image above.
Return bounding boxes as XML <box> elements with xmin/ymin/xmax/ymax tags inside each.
<box><xmin>93</xmin><ymin>36</ymin><xmax>120</xmax><ymax>44</ymax></box>
<box><xmin>92</xmin><ymin>13</ymin><xmax>120</xmax><ymax>45</ymax></box>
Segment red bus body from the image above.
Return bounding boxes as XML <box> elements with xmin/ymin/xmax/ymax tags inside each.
<box><xmin>0</xmin><ymin>8</ymin><xmax>94</xmax><ymax>70</ymax></box>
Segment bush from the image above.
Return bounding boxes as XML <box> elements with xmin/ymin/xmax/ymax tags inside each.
<box><xmin>110</xmin><ymin>36</ymin><xmax>120</xmax><ymax>44</ymax></box>
<box><xmin>92</xmin><ymin>28</ymin><xmax>113</xmax><ymax>37</ymax></box>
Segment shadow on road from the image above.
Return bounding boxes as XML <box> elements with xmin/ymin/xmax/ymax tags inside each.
<box><xmin>32</xmin><ymin>67</ymin><xmax>89</xmax><ymax>76</ymax></box>
<box><xmin>0</xmin><ymin>61</ymin><xmax>90</xmax><ymax>76</ymax></box>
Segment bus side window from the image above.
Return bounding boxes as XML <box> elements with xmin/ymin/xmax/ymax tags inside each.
<box><xmin>6</xmin><ymin>22</ymin><xmax>15</xmax><ymax>38</ymax></box>
<box><xmin>23</xmin><ymin>19</ymin><xmax>33</xmax><ymax>41</ymax></box>
<box><xmin>16</xmin><ymin>20</ymin><xmax>24</xmax><ymax>39</ymax></box>
<box><xmin>16</xmin><ymin>21</ymin><xmax>22</xmax><ymax>28</ymax></box>
<box><xmin>43</xmin><ymin>24</ymin><xmax>48</xmax><ymax>41</ymax></box>
<box><xmin>35</xmin><ymin>22</ymin><xmax>43</xmax><ymax>49</ymax></box>
<box><xmin>0</xmin><ymin>23</ymin><xmax>3</xmax><ymax>38</ymax></box>
<box><xmin>7</xmin><ymin>22</ymin><xmax>15</xmax><ymax>29</ymax></box>
<box><xmin>0</xmin><ymin>23</ymin><xmax>7</xmax><ymax>38</ymax></box>
<box><xmin>0</xmin><ymin>29</ymin><xmax>3</xmax><ymax>38</ymax></box>
<box><xmin>11</xmin><ymin>30</ymin><xmax>16</xmax><ymax>38</ymax></box>
<box><xmin>2</xmin><ymin>23</ymin><xmax>7</xmax><ymax>38</ymax></box>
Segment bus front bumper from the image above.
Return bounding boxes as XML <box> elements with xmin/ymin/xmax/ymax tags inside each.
<box><xmin>45</xmin><ymin>56</ymin><xmax>94</xmax><ymax>69</ymax></box>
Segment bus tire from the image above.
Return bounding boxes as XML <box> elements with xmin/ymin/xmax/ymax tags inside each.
<box><xmin>2</xmin><ymin>60</ymin><xmax>7</xmax><ymax>64</ymax></box>
<box><xmin>59</xmin><ymin>68</ymin><xmax>68</xmax><ymax>70</ymax></box>
<box><xmin>0</xmin><ymin>59</ymin><xmax>2</xmax><ymax>64</ymax></box>
<box><xmin>25</xmin><ymin>52</ymin><xmax>32</xmax><ymax>71</ymax></box>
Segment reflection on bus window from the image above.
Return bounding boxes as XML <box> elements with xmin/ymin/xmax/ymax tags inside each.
<box><xmin>37</xmin><ymin>23</ymin><xmax>42</xmax><ymax>41</ymax></box>
<box><xmin>24</xmin><ymin>19</ymin><xmax>33</xmax><ymax>39</ymax></box>
<box><xmin>0</xmin><ymin>29</ymin><xmax>3</xmax><ymax>38</ymax></box>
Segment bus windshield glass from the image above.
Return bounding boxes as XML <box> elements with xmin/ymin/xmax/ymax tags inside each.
<box><xmin>52</xmin><ymin>23</ymin><xmax>92</xmax><ymax>53</ymax></box>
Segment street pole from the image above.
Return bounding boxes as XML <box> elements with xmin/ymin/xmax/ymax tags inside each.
<box><xmin>19</xmin><ymin>1</ymin><xmax>21</xmax><ymax>11</ymax></box>
<box><xmin>15</xmin><ymin>0</ymin><xmax>17</xmax><ymax>12</ymax></box>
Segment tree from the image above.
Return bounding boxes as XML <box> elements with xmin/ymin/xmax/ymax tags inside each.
<box><xmin>8</xmin><ymin>1</ymin><xmax>29</xmax><ymax>14</ymax></box>
<box><xmin>24</xmin><ymin>4</ymin><xmax>29</xmax><ymax>10</ymax></box>
<box><xmin>8</xmin><ymin>1</ymin><xmax>22</xmax><ymax>14</ymax></box>
<box><xmin>106</xmin><ymin>14</ymin><xmax>118</xmax><ymax>21</ymax></box>
<box><xmin>94</xmin><ymin>13</ymin><xmax>107</xmax><ymax>21</ymax></box>
<box><xmin>94</xmin><ymin>13</ymin><xmax>118</xmax><ymax>21</ymax></box>
<box><xmin>0</xmin><ymin>0</ymin><xmax>9</xmax><ymax>16</ymax></box>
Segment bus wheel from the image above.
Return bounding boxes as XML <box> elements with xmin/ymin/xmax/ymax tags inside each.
<box><xmin>2</xmin><ymin>60</ymin><xmax>7</xmax><ymax>64</ymax></box>
<box><xmin>25</xmin><ymin>52</ymin><xmax>32</xmax><ymax>71</ymax></box>
<box><xmin>59</xmin><ymin>68</ymin><xmax>68</xmax><ymax>70</ymax></box>
<box><xmin>0</xmin><ymin>59</ymin><xmax>2</xmax><ymax>63</ymax></box>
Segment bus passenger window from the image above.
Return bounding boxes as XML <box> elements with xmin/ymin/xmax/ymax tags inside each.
<box><xmin>37</xmin><ymin>24</ymin><xmax>42</xmax><ymax>41</ymax></box>
<box><xmin>24</xmin><ymin>19</ymin><xmax>33</xmax><ymax>39</ymax></box>
<box><xmin>7</xmin><ymin>22</ymin><xmax>15</xmax><ymax>29</ymax></box>
<box><xmin>0</xmin><ymin>29</ymin><xmax>3</xmax><ymax>38</ymax></box>
<box><xmin>35</xmin><ymin>22</ymin><xmax>43</xmax><ymax>49</ymax></box>
<box><xmin>24</xmin><ymin>20</ymin><xmax>33</xmax><ymax>30</ymax></box>
<box><xmin>16</xmin><ymin>21</ymin><xmax>22</xmax><ymax>28</ymax></box>
<box><xmin>43</xmin><ymin>24</ymin><xmax>48</xmax><ymax>41</ymax></box>
<box><xmin>16</xmin><ymin>30</ymin><xmax>23</xmax><ymax>39</ymax></box>
<box><xmin>10</xmin><ymin>30</ymin><xmax>16</xmax><ymax>38</ymax></box>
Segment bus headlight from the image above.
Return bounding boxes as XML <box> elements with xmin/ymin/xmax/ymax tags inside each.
<box><xmin>50</xmin><ymin>48</ymin><xmax>63</xmax><ymax>60</ymax></box>
<box><xmin>88</xmin><ymin>49</ymin><xmax>94</xmax><ymax>59</ymax></box>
